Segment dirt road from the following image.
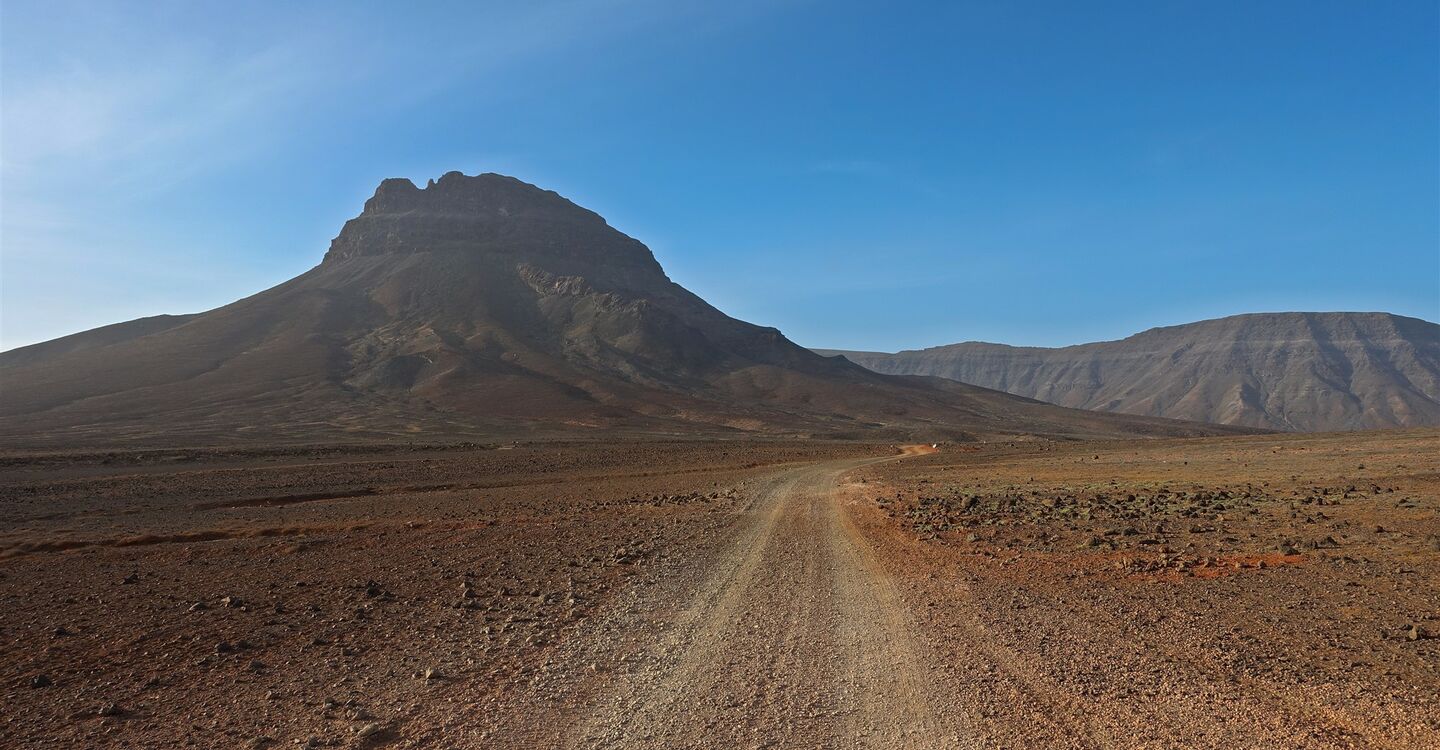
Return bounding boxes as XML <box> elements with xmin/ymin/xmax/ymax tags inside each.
<box><xmin>571</xmin><ymin>454</ymin><xmax>955</xmax><ymax>748</ymax></box>
<box><xmin>560</xmin><ymin>437</ymin><xmax>1440</xmax><ymax>749</ymax></box>
<box><xmin>4</xmin><ymin>436</ymin><xmax>1435</xmax><ymax>748</ymax></box>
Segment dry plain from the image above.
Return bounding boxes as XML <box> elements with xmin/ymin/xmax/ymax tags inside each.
<box><xmin>1</xmin><ymin>431</ymin><xmax>1436</xmax><ymax>748</ymax></box>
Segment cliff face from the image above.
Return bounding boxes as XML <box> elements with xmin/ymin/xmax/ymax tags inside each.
<box><xmin>822</xmin><ymin>313</ymin><xmax>1440</xmax><ymax>431</ymax></box>
<box><xmin>0</xmin><ymin>173</ymin><xmax>1238</xmax><ymax>446</ymax></box>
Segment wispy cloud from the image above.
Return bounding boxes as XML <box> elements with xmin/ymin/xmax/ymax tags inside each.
<box><xmin>4</xmin><ymin>10</ymin><xmax>325</xmax><ymax>183</ymax></box>
<box><xmin>1</xmin><ymin>0</ymin><xmax>775</xmax><ymax>349</ymax></box>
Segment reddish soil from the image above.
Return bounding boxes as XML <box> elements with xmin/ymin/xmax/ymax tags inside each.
<box><xmin>0</xmin><ymin>441</ymin><xmax>883</xmax><ymax>747</ymax></box>
<box><xmin>1</xmin><ymin>432</ymin><xmax>1435</xmax><ymax>748</ymax></box>
<box><xmin>852</xmin><ymin>429</ymin><xmax>1440</xmax><ymax>747</ymax></box>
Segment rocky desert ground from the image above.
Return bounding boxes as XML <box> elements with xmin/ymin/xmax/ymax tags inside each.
<box><xmin>1</xmin><ymin>431</ymin><xmax>1436</xmax><ymax>748</ymax></box>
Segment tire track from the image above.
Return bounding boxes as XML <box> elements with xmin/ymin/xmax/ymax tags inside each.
<box><xmin>569</xmin><ymin>454</ymin><xmax>955</xmax><ymax>748</ymax></box>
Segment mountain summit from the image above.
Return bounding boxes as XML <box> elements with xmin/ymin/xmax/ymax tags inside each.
<box><xmin>324</xmin><ymin>172</ymin><xmax>640</xmax><ymax>263</ymax></box>
<box><xmin>0</xmin><ymin>173</ymin><xmax>1238</xmax><ymax>445</ymax></box>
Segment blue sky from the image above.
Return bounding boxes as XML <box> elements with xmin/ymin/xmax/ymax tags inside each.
<box><xmin>2</xmin><ymin>0</ymin><xmax>1436</xmax><ymax>352</ymax></box>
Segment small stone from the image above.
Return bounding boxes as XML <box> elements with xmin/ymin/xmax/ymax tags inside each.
<box><xmin>356</xmin><ymin>722</ymin><xmax>384</xmax><ymax>738</ymax></box>
<box><xmin>188</xmin><ymin>601</ymin><xmax>208</xmax><ymax>612</ymax></box>
<box><xmin>30</xmin><ymin>674</ymin><xmax>52</xmax><ymax>688</ymax></box>
<box><xmin>1407</xmin><ymin>625</ymin><xmax>1423</xmax><ymax>642</ymax></box>
<box><xmin>220</xmin><ymin>595</ymin><xmax>243</xmax><ymax>609</ymax></box>
<box><xmin>423</xmin><ymin>667</ymin><xmax>440</xmax><ymax>680</ymax></box>
<box><xmin>97</xmin><ymin>702</ymin><xmax>124</xmax><ymax>717</ymax></box>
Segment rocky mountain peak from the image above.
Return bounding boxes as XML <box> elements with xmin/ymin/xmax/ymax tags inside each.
<box><xmin>361</xmin><ymin>172</ymin><xmax>601</xmax><ymax>218</ymax></box>
<box><xmin>324</xmin><ymin>172</ymin><xmax>624</xmax><ymax>264</ymax></box>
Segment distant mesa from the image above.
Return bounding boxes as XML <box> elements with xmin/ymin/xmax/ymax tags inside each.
<box><xmin>817</xmin><ymin>312</ymin><xmax>1440</xmax><ymax>432</ymax></box>
<box><xmin>0</xmin><ymin>172</ymin><xmax>1244</xmax><ymax>446</ymax></box>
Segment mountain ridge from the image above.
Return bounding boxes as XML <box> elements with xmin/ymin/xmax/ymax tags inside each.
<box><xmin>817</xmin><ymin>312</ymin><xmax>1440</xmax><ymax>431</ymax></box>
<box><xmin>0</xmin><ymin>173</ymin><xmax>1244</xmax><ymax>446</ymax></box>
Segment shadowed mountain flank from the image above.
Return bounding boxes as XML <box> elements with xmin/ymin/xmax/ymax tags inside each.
<box><xmin>819</xmin><ymin>313</ymin><xmax>1440</xmax><ymax>431</ymax></box>
<box><xmin>0</xmin><ymin>172</ymin><xmax>1245</xmax><ymax>446</ymax></box>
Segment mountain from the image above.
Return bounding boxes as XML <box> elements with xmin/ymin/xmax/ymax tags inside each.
<box><xmin>819</xmin><ymin>313</ymin><xmax>1440</xmax><ymax>432</ymax></box>
<box><xmin>0</xmin><ymin>315</ymin><xmax>199</xmax><ymax>369</ymax></box>
<box><xmin>0</xmin><ymin>172</ymin><xmax>1244</xmax><ymax>446</ymax></box>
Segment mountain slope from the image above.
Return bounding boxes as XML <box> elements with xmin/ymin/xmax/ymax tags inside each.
<box><xmin>0</xmin><ymin>314</ymin><xmax>200</xmax><ymax>368</ymax></box>
<box><xmin>0</xmin><ymin>172</ymin><xmax>1243</xmax><ymax>446</ymax></box>
<box><xmin>819</xmin><ymin>313</ymin><xmax>1440</xmax><ymax>431</ymax></box>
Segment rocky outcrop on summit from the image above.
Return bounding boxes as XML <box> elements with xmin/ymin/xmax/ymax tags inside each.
<box><xmin>0</xmin><ymin>173</ymin><xmax>1243</xmax><ymax>445</ymax></box>
<box><xmin>324</xmin><ymin>173</ymin><xmax>650</xmax><ymax>266</ymax></box>
<box><xmin>820</xmin><ymin>313</ymin><xmax>1440</xmax><ymax>431</ymax></box>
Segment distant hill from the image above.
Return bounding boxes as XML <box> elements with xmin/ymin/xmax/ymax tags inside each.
<box><xmin>817</xmin><ymin>312</ymin><xmax>1440</xmax><ymax>432</ymax></box>
<box><xmin>0</xmin><ymin>172</ymin><xmax>1242</xmax><ymax>446</ymax></box>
